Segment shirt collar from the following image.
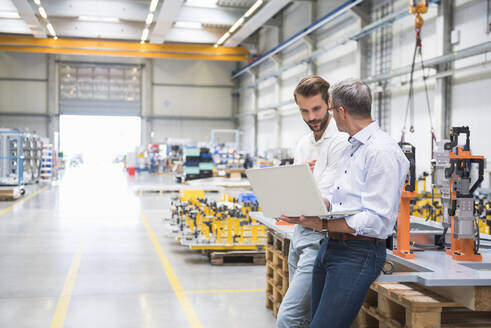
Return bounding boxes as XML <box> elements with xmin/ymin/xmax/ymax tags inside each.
<box><xmin>349</xmin><ymin>121</ymin><xmax>378</xmax><ymax>145</ymax></box>
<box><xmin>309</xmin><ymin>116</ymin><xmax>339</xmax><ymax>144</ymax></box>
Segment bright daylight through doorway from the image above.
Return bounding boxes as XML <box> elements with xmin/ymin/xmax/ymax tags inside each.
<box><xmin>60</xmin><ymin>115</ymin><xmax>141</xmax><ymax>167</ymax></box>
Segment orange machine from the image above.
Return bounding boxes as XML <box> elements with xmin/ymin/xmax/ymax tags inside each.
<box><xmin>443</xmin><ymin>127</ymin><xmax>484</xmax><ymax>261</ymax></box>
<box><xmin>394</xmin><ymin>143</ymin><xmax>416</xmax><ymax>259</ymax></box>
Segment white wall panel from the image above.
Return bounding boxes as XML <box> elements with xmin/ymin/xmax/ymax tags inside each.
<box><xmin>282</xmin><ymin>2</ymin><xmax>311</xmax><ymax>41</ymax></box>
<box><xmin>151</xmin><ymin>119</ymin><xmax>233</xmax><ymax>143</ymax></box>
<box><xmin>280</xmin><ymin>113</ymin><xmax>309</xmax><ymax>152</ymax></box>
<box><xmin>0</xmin><ymin>81</ymin><xmax>48</xmax><ymax>113</ymax></box>
<box><xmin>451</xmin><ymin>74</ymin><xmax>491</xmax><ymax>168</ymax></box>
<box><xmin>0</xmin><ymin>53</ymin><xmax>48</xmax><ymax>79</ymax></box>
<box><xmin>453</xmin><ymin>0</ymin><xmax>491</xmax><ymax>69</ymax></box>
<box><xmin>238</xmin><ymin>116</ymin><xmax>255</xmax><ymax>153</ymax></box>
<box><xmin>152</xmin><ymin>85</ymin><xmax>232</xmax><ymax>117</ymax></box>
<box><xmin>0</xmin><ymin>116</ymin><xmax>48</xmax><ymax>137</ymax></box>
<box><xmin>390</xmin><ymin>86</ymin><xmax>435</xmax><ymax>176</ymax></box>
<box><xmin>153</xmin><ymin>59</ymin><xmax>235</xmax><ymax>86</ymax></box>
<box><xmin>257</xmin><ymin>117</ymin><xmax>277</xmax><ymax>155</ymax></box>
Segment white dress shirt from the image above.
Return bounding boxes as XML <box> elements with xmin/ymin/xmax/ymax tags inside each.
<box><xmin>325</xmin><ymin>122</ymin><xmax>409</xmax><ymax>239</ymax></box>
<box><xmin>292</xmin><ymin>118</ymin><xmax>349</xmax><ymax>248</ymax></box>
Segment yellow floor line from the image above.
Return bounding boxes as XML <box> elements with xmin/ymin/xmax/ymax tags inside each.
<box><xmin>185</xmin><ymin>288</ymin><xmax>265</xmax><ymax>294</ymax></box>
<box><xmin>49</xmin><ymin>235</ymin><xmax>87</xmax><ymax>328</ymax></box>
<box><xmin>141</xmin><ymin>211</ymin><xmax>203</xmax><ymax>328</ymax></box>
<box><xmin>0</xmin><ymin>185</ymin><xmax>48</xmax><ymax>217</ymax></box>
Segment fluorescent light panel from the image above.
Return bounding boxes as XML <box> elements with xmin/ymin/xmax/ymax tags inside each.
<box><xmin>141</xmin><ymin>28</ymin><xmax>149</xmax><ymax>41</ymax></box>
<box><xmin>38</xmin><ymin>6</ymin><xmax>47</xmax><ymax>19</ymax></box>
<box><xmin>216</xmin><ymin>32</ymin><xmax>230</xmax><ymax>45</ymax></box>
<box><xmin>145</xmin><ymin>13</ymin><xmax>153</xmax><ymax>25</ymax></box>
<box><xmin>174</xmin><ymin>21</ymin><xmax>202</xmax><ymax>29</ymax></box>
<box><xmin>79</xmin><ymin>16</ymin><xmax>120</xmax><ymax>23</ymax></box>
<box><xmin>46</xmin><ymin>23</ymin><xmax>56</xmax><ymax>36</ymax></box>
<box><xmin>244</xmin><ymin>0</ymin><xmax>263</xmax><ymax>18</ymax></box>
<box><xmin>0</xmin><ymin>11</ymin><xmax>20</xmax><ymax>19</ymax></box>
<box><xmin>229</xmin><ymin>17</ymin><xmax>244</xmax><ymax>33</ymax></box>
<box><xmin>149</xmin><ymin>0</ymin><xmax>159</xmax><ymax>12</ymax></box>
<box><xmin>185</xmin><ymin>0</ymin><xmax>217</xmax><ymax>8</ymax></box>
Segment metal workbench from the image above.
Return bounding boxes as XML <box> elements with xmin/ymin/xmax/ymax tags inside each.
<box><xmin>252</xmin><ymin>212</ymin><xmax>491</xmax><ymax>287</ymax></box>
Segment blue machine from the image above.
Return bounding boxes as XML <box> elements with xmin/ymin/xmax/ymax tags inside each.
<box><xmin>0</xmin><ymin>129</ymin><xmax>25</xmax><ymax>186</ymax></box>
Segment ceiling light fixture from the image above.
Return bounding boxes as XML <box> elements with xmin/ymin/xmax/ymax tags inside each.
<box><xmin>54</xmin><ymin>36</ymin><xmax>58</xmax><ymax>40</ymax></box>
<box><xmin>213</xmin><ymin>0</ymin><xmax>263</xmax><ymax>47</ymax></box>
<box><xmin>145</xmin><ymin>13</ymin><xmax>154</xmax><ymax>25</ymax></box>
<box><xmin>0</xmin><ymin>11</ymin><xmax>20</xmax><ymax>19</ymax></box>
<box><xmin>46</xmin><ymin>23</ymin><xmax>56</xmax><ymax>36</ymax></box>
<box><xmin>141</xmin><ymin>28</ymin><xmax>149</xmax><ymax>42</ymax></box>
<box><xmin>174</xmin><ymin>21</ymin><xmax>202</xmax><ymax>29</ymax></box>
<box><xmin>79</xmin><ymin>16</ymin><xmax>120</xmax><ymax>23</ymax></box>
<box><xmin>229</xmin><ymin>17</ymin><xmax>244</xmax><ymax>33</ymax></box>
<box><xmin>185</xmin><ymin>0</ymin><xmax>217</xmax><ymax>8</ymax></box>
<box><xmin>244</xmin><ymin>0</ymin><xmax>263</xmax><ymax>18</ymax></box>
<box><xmin>149</xmin><ymin>0</ymin><xmax>159</xmax><ymax>12</ymax></box>
<box><xmin>33</xmin><ymin>0</ymin><xmax>41</xmax><ymax>5</ymax></box>
<box><xmin>39</xmin><ymin>6</ymin><xmax>47</xmax><ymax>19</ymax></box>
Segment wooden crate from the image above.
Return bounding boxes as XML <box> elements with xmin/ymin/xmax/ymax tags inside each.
<box><xmin>265</xmin><ymin>229</ymin><xmax>291</xmax><ymax>318</ymax></box>
<box><xmin>267</xmin><ymin>230</ymin><xmax>290</xmax><ymax>256</ymax></box>
<box><xmin>353</xmin><ymin>282</ymin><xmax>491</xmax><ymax>328</ymax></box>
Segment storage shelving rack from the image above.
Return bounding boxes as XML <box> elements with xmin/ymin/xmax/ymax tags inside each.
<box><xmin>0</xmin><ymin>129</ymin><xmax>24</xmax><ymax>186</ymax></box>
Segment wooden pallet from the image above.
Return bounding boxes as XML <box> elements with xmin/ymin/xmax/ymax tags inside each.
<box><xmin>265</xmin><ymin>229</ymin><xmax>291</xmax><ymax>317</ymax></box>
<box><xmin>209</xmin><ymin>250</ymin><xmax>265</xmax><ymax>265</ymax></box>
<box><xmin>266</xmin><ymin>230</ymin><xmax>290</xmax><ymax>256</ymax></box>
<box><xmin>0</xmin><ymin>186</ymin><xmax>22</xmax><ymax>200</ymax></box>
<box><xmin>353</xmin><ymin>282</ymin><xmax>491</xmax><ymax>328</ymax></box>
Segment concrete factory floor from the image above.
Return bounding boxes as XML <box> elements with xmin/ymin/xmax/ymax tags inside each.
<box><xmin>0</xmin><ymin>165</ymin><xmax>274</xmax><ymax>328</ymax></box>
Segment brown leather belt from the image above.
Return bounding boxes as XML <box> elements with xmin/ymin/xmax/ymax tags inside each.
<box><xmin>328</xmin><ymin>232</ymin><xmax>384</xmax><ymax>243</ymax></box>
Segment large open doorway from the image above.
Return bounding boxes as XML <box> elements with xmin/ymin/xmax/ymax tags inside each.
<box><xmin>60</xmin><ymin>115</ymin><xmax>141</xmax><ymax>167</ymax></box>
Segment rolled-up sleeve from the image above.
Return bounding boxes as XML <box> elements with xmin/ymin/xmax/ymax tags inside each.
<box><xmin>343</xmin><ymin>151</ymin><xmax>404</xmax><ymax>237</ymax></box>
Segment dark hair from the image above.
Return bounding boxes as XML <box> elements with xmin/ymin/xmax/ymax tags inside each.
<box><xmin>330</xmin><ymin>78</ymin><xmax>372</xmax><ymax>118</ymax></box>
<box><xmin>294</xmin><ymin>75</ymin><xmax>330</xmax><ymax>105</ymax></box>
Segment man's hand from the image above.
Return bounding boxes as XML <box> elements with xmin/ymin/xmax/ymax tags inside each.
<box><xmin>323</xmin><ymin>198</ymin><xmax>331</xmax><ymax>210</ymax></box>
<box><xmin>306</xmin><ymin>160</ymin><xmax>317</xmax><ymax>173</ymax></box>
<box><xmin>279</xmin><ymin>216</ymin><xmax>301</xmax><ymax>224</ymax></box>
<box><xmin>298</xmin><ymin>215</ymin><xmax>322</xmax><ymax>231</ymax></box>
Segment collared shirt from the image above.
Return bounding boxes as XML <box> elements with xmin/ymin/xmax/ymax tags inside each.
<box><xmin>292</xmin><ymin>118</ymin><xmax>349</xmax><ymax>249</ymax></box>
<box><xmin>325</xmin><ymin>122</ymin><xmax>409</xmax><ymax>239</ymax></box>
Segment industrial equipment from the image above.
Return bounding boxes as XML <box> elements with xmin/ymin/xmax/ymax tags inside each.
<box><xmin>441</xmin><ymin>126</ymin><xmax>484</xmax><ymax>261</ymax></box>
<box><xmin>165</xmin><ymin>190</ymin><xmax>266</xmax><ymax>251</ymax></box>
<box><xmin>0</xmin><ymin>129</ymin><xmax>25</xmax><ymax>186</ymax></box>
<box><xmin>394</xmin><ymin>142</ymin><xmax>416</xmax><ymax>259</ymax></box>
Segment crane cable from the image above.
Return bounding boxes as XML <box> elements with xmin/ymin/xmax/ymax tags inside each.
<box><xmin>401</xmin><ymin>3</ymin><xmax>436</xmax><ymax>155</ymax></box>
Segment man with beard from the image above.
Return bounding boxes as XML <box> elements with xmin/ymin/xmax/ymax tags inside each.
<box><xmin>276</xmin><ymin>75</ymin><xmax>348</xmax><ymax>328</ymax></box>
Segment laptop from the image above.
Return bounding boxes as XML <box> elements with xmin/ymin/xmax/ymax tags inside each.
<box><xmin>246</xmin><ymin>164</ymin><xmax>360</xmax><ymax>219</ymax></box>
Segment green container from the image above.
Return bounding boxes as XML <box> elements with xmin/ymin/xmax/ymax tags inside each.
<box><xmin>184</xmin><ymin>166</ymin><xmax>200</xmax><ymax>174</ymax></box>
<box><xmin>199</xmin><ymin>162</ymin><xmax>214</xmax><ymax>170</ymax></box>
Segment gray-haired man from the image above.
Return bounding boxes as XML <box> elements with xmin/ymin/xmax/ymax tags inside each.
<box><xmin>281</xmin><ymin>78</ymin><xmax>409</xmax><ymax>327</ymax></box>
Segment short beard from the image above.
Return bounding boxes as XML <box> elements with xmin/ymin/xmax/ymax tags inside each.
<box><xmin>306</xmin><ymin>112</ymin><xmax>329</xmax><ymax>132</ymax></box>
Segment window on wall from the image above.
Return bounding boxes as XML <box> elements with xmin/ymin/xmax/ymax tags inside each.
<box><xmin>59</xmin><ymin>63</ymin><xmax>142</xmax><ymax>116</ymax></box>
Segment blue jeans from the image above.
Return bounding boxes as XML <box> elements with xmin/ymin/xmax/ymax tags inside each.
<box><xmin>310</xmin><ymin>237</ymin><xmax>386</xmax><ymax>328</ymax></box>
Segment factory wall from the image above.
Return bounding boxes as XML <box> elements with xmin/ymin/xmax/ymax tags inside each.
<box><xmin>0</xmin><ymin>52</ymin><xmax>50</xmax><ymax>137</ymax></box>
<box><xmin>0</xmin><ymin>52</ymin><xmax>236</xmax><ymax>145</ymax></box>
<box><xmin>238</xmin><ymin>0</ymin><xmax>491</xmax><ymax>178</ymax></box>
<box><xmin>149</xmin><ymin>59</ymin><xmax>235</xmax><ymax>143</ymax></box>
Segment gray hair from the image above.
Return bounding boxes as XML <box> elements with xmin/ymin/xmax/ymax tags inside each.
<box><xmin>330</xmin><ymin>78</ymin><xmax>372</xmax><ymax>118</ymax></box>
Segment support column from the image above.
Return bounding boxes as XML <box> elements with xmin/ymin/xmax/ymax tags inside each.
<box><xmin>434</xmin><ymin>0</ymin><xmax>453</xmax><ymax>139</ymax></box>
<box><xmin>141</xmin><ymin>59</ymin><xmax>153</xmax><ymax>145</ymax></box>
<box><xmin>47</xmin><ymin>54</ymin><xmax>59</xmax><ymax>142</ymax></box>
<box><xmin>270</xmin><ymin>55</ymin><xmax>282</xmax><ymax>149</ymax></box>
<box><xmin>245</xmin><ymin>70</ymin><xmax>258</xmax><ymax>156</ymax></box>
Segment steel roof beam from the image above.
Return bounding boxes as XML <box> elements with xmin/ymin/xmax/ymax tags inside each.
<box><xmin>150</xmin><ymin>0</ymin><xmax>185</xmax><ymax>44</ymax></box>
<box><xmin>11</xmin><ymin>0</ymin><xmax>46</xmax><ymax>38</ymax></box>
